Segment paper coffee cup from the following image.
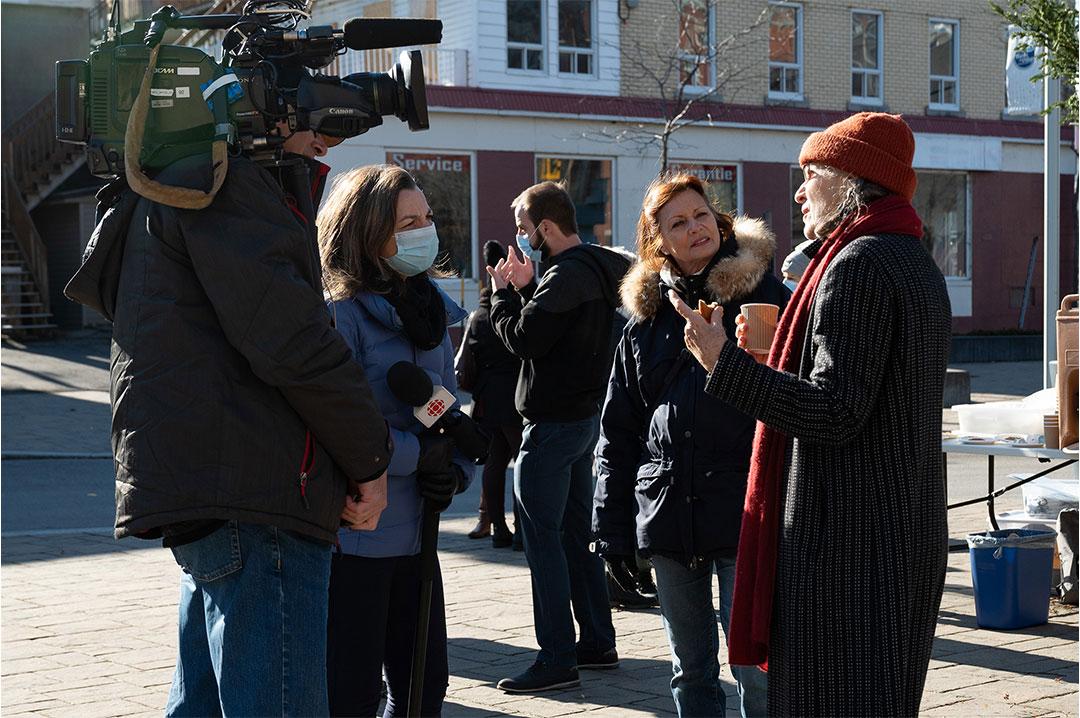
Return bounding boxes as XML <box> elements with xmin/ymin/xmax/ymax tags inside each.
<box><xmin>740</xmin><ymin>303</ymin><xmax>779</xmax><ymax>353</ymax></box>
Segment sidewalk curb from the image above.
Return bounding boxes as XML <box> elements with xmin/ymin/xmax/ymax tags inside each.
<box><xmin>1</xmin><ymin>452</ymin><xmax>112</xmax><ymax>460</ymax></box>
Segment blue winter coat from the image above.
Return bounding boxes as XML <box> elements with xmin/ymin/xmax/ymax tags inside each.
<box><xmin>592</xmin><ymin>219</ymin><xmax>790</xmax><ymax>562</ymax></box>
<box><xmin>331</xmin><ymin>281</ymin><xmax>471</xmax><ymax>557</ymax></box>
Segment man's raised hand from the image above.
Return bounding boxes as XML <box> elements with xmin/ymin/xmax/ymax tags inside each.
<box><xmin>504</xmin><ymin>246</ymin><xmax>534</xmax><ymax>290</ymax></box>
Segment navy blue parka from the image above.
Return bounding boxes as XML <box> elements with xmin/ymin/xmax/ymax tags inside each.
<box><xmin>592</xmin><ymin>217</ymin><xmax>790</xmax><ymax>563</ymax></box>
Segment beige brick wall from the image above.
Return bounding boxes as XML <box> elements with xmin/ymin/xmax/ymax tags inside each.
<box><xmin>619</xmin><ymin>0</ymin><xmax>1009</xmax><ymax>121</ymax></box>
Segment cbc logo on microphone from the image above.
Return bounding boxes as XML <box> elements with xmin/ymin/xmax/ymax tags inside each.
<box><xmin>425</xmin><ymin>400</ymin><xmax>446</xmax><ymax>418</ymax></box>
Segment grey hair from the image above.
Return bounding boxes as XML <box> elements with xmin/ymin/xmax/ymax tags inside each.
<box><xmin>809</xmin><ymin>164</ymin><xmax>890</xmax><ymax>239</ymax></box>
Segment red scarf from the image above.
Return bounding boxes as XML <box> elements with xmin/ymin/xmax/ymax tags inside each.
<box><xmin>726</xmin><ymin>195</ymin><xmax>923</xmax><ymax>670</ymax></box>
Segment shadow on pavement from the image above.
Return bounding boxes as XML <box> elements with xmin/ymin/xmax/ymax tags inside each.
<box><xmin>934</xmin><ymin>631</ymin><xmax>1079</xmax><ymax>680</ymax></box>
<box><xmin>447</xmin><ymin>637</ymin><xmax>673</xmax><ymax>716</ymax></box>
<box><xmin>0</xmin><ymin>531</ymin><xmax>165</xmax><ymax>565</ymax></box>
<box><xmin>442</xmin><ymin>701</ymin><xmax>509</xmax><ymax>717</ymax></box>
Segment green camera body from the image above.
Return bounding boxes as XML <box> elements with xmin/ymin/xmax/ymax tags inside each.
<box><xmin>57</xmin><ymin>40</ymin><xmax>261</xmax><ymax>177</ymax></box>
<box><xmin>56</xmin><ymin>4</ymin><xmax>439</xmax><ymax>180</ymax></box>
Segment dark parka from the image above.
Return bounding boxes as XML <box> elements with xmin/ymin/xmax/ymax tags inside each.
<box><xmin>71</xmin><ymin>155</ymin><xmax>391</xmax><ymax>544</ymax></box>
<box><xmin>462</xmin><ymin>287</ymin><xmax>521</xmax><ymax>430</ymax></box>
<box><xmin>592</xmin><ymin>218</ymin><xmax>789</xmax><ymax>562</ymax></box>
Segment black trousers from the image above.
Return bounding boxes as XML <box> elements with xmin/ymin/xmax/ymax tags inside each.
<box><xmin>480</xmin><ymin>423</ymin><xmax>523</xmax><ymax>524</ymax></box>
<box><xmin>326</xmin><ymin>552</ymin><xmax>448</xmax><ymax>717</ymax></box>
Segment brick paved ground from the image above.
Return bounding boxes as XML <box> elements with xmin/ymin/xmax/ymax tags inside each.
<box><xmin>1</xmin><ymin>506</ymin><xmax>1076</xmax><ymax>717</ymax></box>
<box><xmin>2</xmin><ymin>336</ymin><xmax>1077</xmax><ymax>716</ymax></box>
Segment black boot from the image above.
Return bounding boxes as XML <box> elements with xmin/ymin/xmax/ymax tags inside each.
<box><xmin>492</xmin><ymin>522</ymin><xmax>513</xmax><ymax>548</ymax></box>
<box><xmin>606</xmin><ymin>557</ymin><xmax>657</xmax><ymax>609</ymax></box>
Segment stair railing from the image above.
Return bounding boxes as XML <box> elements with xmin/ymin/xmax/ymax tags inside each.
<box><xmin>3</xmin><ymin>93</ymin><xmax>82</xmax><ymax>203</ymax></box>
<box><xmin>1</xmin><ymin>160</ymin><xmax>50</xmax><ymax>314</ymax></box>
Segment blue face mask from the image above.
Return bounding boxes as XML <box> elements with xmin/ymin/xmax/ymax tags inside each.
<box><xmin>386</xmin><ymin>224</ymin><xmax>440</xmax><ymax>277</ymax></box>
<box><xmin>783</xmin><ymin>277</ymin><xmax>799</xmax><ymax>293</ymax></box>
<box><xmin>515</xmin><ymin>225</ymin><xmax>544</xmax><ymax>261</ymax></box>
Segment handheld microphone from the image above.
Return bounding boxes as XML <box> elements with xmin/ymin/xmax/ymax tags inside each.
<box><xmin>387</xmin><ymin>361</ymin><xmax>489</xmax><ymax>463</ymax></box>
<box><xmin>342</xmin><ymin>18</ymin><xmax>443</xmax><ymax>51</ymax></box>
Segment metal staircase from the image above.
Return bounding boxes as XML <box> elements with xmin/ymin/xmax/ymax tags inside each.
<box><xmin>1</xmin><ymin>0</ymin><xmax>219</xmax><ymax>338</ymax></box>
<box><xmin>0</xmin><ymin>91</ymin><xmax>86</xmax><ymax>336</ymax></box>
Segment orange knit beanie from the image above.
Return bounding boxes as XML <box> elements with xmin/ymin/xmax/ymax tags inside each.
<box><xmin>798</xmin><ymin>112</ymin><xmax>917</xmax><ymax>201</ymax></box>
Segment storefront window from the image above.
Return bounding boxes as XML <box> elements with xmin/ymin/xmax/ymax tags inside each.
<box><xmin>387</xmin><ymin>151</ymin><xmax>474</xmax><ymax>278</ymax></box>
<box><xmin>669</xmin><ymin>162</ymin><xmax>740</xmax><ymax>214</ymax></box>
<box><xmin>914</xmin><ymin>171</ymin><xmax>968</xmax><ymax>278</ymax></box>
<box><xmin>535</xmin><ymin>157</ymin><xmax>613</xmax><ymax>245</ymax></box>
<box><xmin>787</xmin><ymin>167</ymin><xmax>969</xmax><ymax>279</ymax></box>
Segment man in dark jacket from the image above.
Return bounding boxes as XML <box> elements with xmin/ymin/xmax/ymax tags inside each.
<box><xmin>71</xmin><ymin>127</ymin><xmax>391</xmax><ymax>715</ymax></box>
<box><xmin>486</xmin><ymin>181</ymin><xmax>630</xmax><ymax>693</ymax></box>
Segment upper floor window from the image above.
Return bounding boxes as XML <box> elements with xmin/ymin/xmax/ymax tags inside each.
<box><xmin>768</xmin><ymin>2</ymin><xmax>802</xmax><ymax>100</ymax></box>
<box><xmin>929</xmin><ymin>19</ymin><xmax>959</xmax><ymax>110</ymax></box>
<box><xmin>508</xmin><ymin>0</ymin><xmax>545</xmax><ymax>71</ymax></box>
<box><xmin>678</xmin><ymin>0</ymin><xmax>714</xmax><ymax>89</ymax></box>
<box><xmin>558</xmin><ymin>0</ymin><xmax>594</xmax><ymax>75</ymax></box>
<box><xmin>851</xmin><ymin>10</ymin><xmax>882</xmax><ymax>104</ymax></box>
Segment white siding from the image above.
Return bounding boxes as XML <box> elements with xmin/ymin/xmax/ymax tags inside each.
<box><xmin>475</xmin><ymin>0</ymin><xmax>620</xmax><ymax>95</ymax></box>
<box><xmin>438</xmin><ymin>0</ymin><xmax>478</xmax><ymax>85</ymax></box>
<box><xmin>312</xmin><ymin>0</ymin><xmax>621</xmax><ymax>94</ymax></box>
<box><xmin>311</xmin><ymin>0</ymin><xmax>377</xmax><ymax>25</ymax></box>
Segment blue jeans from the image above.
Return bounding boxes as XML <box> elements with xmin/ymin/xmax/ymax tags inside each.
<box><xmin>514</xmin><ymin>416</ymin><xmax>615</xmax><ymax>669</ymax></box>
<box><xmin>165</xmin><ymin>521</ymin><xmax>332</xmax><ymax>717</ymax></box>
<box><xmin>651</xmin><ymin>554</ymin><xmax>768</xmax><ymax>718</ymax></box>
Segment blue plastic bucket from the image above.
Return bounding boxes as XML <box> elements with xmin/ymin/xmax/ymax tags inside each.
<box><xmin>968</xmin><ymin>529</ymin><xmax>1056</xmax><ymax>630</ymax></box>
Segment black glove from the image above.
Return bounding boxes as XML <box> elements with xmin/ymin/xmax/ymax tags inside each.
<box><xmin>416</xmin><ymin>431</ymin><xmax>460</xmax><ymax>513</ymax></box>
<box><xmin>602</xmin><ymin>554</ymin><xmax>639</xmax><ymax>595</ymax></box>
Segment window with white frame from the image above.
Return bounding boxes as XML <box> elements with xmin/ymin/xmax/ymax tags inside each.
<box><xmin>768</xmin><ymin>2</ymin><xmax>802</xmax><ymax>99</ymax></box>
<box><xmin>851</xmin><ymin>10</ymin><xmax>882</xmax><ymax>104</ymax></box>
<box><xmin>929</xmin><ymin>19</ymin><xmax>959</xmax><ymax>110</ymax></box>
<box><xmin>558</xmin><ymin>0</ymin><xmax>594</xmax><ymax>75</ymax></box>
<box><xmin>678</xmin><ymin>0</ymin><xmax>714</xmax><ymax>89</ymax></box>
<box><xmin>508</xmin><ymin>0</ymin><xmax>544</xmax><ymax>71</ymax></box>
<box><xmin>387</xmin><ymin>151</ymin><xmax>475</xmax><ymax>278</ymax></box>
<box><xmin>913</xmin><ymin>171</ymin><xmax>969</xmax><ymax>278</ymax></box>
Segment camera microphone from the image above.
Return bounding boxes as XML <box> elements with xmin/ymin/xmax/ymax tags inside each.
<box><xmin>386</xmin><ymin>361</ymin><xmax>489</xmax><ymax>463</ymax></box>
<box><xmin>342</xmin><ymin>18</ymin><xmax>443</xmax><ymax>51</ymax></box>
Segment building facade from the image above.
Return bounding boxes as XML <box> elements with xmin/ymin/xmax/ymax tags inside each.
<box><xmin>317</xmin><ymin>0</ymin><xmax>1077</xmax><ymax>334</ymax></box>
<box><xmin>10</xmin><ymin>0</ymin><xmax>1075</xmax><ymax>333</ymax></box>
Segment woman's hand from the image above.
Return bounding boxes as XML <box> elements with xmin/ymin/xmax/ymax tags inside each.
<box><xmin>668</xmin><ymin>290</ymin><xmax>726</xmax><ymax>370</ymax></box>
<box><xmin>734</xmin><ymin>314</ymin><xmax>770</xmax><ymax>364</ymax></box>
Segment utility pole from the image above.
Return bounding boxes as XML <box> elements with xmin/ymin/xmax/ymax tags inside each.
<box><xmin>1043</xmin><ymin>75</ymin><xmax>1061</xmax><ymax>388</ymax></box>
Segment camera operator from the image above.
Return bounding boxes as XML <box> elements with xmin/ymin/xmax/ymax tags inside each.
<box><xmin>79</xmin><ymin>117</ymin><xmax>391</xmax><ymax>715</ymax></box>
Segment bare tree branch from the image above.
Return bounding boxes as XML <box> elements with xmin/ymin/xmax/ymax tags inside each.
<box><xmin>587</xmin><ymin>0</ymin><xmax>771</xmax><ymax>175</ymax></box>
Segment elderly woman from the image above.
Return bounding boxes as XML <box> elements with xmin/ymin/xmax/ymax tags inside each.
<box><xmin>670</xmin><ymin>113</ymin><xmax>951</xmax><ymax>715</ymax></box>
<box><xmin>593</xmin><ymin>172</ymin><xmax>788</xmax><ymax>717</ymax></box>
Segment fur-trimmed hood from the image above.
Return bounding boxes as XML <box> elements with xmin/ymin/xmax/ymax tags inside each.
<box><xmin>620</xmin><ymin>216</ymin><xmax>777</xmax><ymax>321</ymax></box>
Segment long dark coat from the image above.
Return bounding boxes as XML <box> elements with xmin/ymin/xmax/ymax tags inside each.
<box><xmin>706</xmin><ymin>233</ymin><xmax>952</xmax><ymax>716</ymax></box>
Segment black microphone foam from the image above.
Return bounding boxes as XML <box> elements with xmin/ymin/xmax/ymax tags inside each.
<box><xmin>387</xmin><ymin>361</ymin><xmax>434</xmax><ymax>408</ymax></box>
<box><xmin>342</xmin><ymin>18</ymin><xmax>443</xmax><ymax>51</ymax></box>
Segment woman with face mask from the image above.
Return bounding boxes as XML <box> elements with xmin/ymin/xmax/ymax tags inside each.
<box><xmin>317</xmin><ymin>164</ymin><xmax>471</xmax><ymax>717</ymax></box>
